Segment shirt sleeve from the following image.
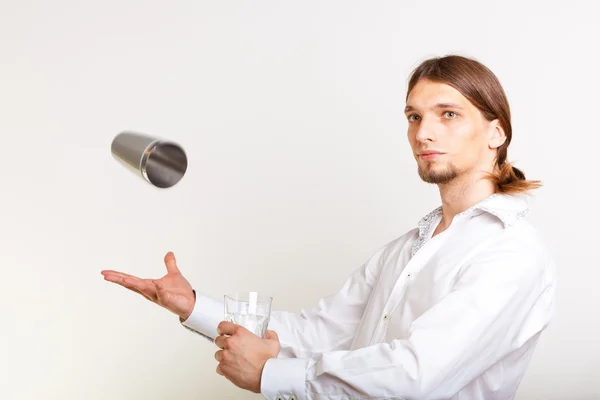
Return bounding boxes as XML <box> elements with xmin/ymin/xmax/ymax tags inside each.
<box><xmin>180</xmin><ymin>290</ymin><xmax>223</xmax><ymax>343</ymax></box>
<box><xmin>260</xmin><ymin>238</ymin><xmax>556</xmax><ymax>400</ymax></box>
<box><xmin>180</xmin><ymin>245</ymin><xmax>388</xmax><ymax>354</ymax></box>
<box><xmin>266</xmin><ymin>244</ymin><xmax>387</xmax><ymax>358</ymax></box>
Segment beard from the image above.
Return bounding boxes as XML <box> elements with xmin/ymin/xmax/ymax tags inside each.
<box><xmin>418</xmin><ymin>163</ymin><xmax>459</xmax><ymax>184</ymax></box>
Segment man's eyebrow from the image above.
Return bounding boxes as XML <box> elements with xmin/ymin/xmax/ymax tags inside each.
<box><xmin>434</xmin><ymin>102</ymin><xmax>464</xmax><ymax>110</ymax></box>
<box><xmin>404</xmin><ymin>103</ymin><xmax>464</xmax><ymax>113</ymax></box>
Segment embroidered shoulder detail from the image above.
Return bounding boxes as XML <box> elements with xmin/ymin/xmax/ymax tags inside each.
<box><xmin>410</xmin><ymin>193</ymin><xmax>529</xmax><ymax>257</ymax></box>
<box><xmin>412</xmin><ymin>206</ymin><xmax>442</xmax><ymax>257</ymax></box>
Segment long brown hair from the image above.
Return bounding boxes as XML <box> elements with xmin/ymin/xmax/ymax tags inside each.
<box><xmin>406</xmin><ymin>55</ymin><xmax>541</xmax><ymax>194</ymax></box>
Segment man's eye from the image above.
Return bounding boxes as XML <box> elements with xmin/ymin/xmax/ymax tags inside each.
<box><xmin>407</xmin><ymin>114</ymin><xmax>421</xmax><ymax>122</ymax></box>
<box><xmin>443</xmin><ymin>111</ymin><xmax>458</xmax><ymax>119</ymax></box>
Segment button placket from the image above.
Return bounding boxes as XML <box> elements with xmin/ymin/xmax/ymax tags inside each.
<box><xmin>368</xmin><ymin>243</ymin><xmax>433</xmax><ymax>346</ymax></box>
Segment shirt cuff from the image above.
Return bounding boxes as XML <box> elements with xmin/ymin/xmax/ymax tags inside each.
<box><xmin>180</xmin><ymin>290</ymin><xmax>223</xmax><ymax>342</ymax></box>
<box><xmin>261</xmin><ymin>357</ymin><xmax>309</xmax><ymax>400</ymax></box>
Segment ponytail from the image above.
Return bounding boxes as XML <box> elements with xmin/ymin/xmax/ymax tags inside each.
<box><xmin>488</xmin><ymin>162</ymin><xmax>542</xmax><ymax>194</ymax></box>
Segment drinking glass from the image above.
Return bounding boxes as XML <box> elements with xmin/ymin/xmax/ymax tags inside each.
<box><xmin>224</xmin><ymin>292</ymin><xmax>272</xmax><ymax>338</ymax></box>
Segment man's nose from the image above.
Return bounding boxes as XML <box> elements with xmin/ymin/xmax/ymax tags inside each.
<box><xmin>415</xmin><ymin>117</ymin><xmax>437</xmax><ymax>143</ymax></box>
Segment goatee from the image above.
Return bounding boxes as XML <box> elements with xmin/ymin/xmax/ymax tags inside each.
<box><xmin>418</xmin><ymin>165</ymin><xmax>459</xmax><ymax>184</ymax></box>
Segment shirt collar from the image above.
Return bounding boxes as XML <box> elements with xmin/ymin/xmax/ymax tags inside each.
<box><xmin>417</xmin><ymin>193</ymin><xmax>531</xmax><ymax>239</ymax></box>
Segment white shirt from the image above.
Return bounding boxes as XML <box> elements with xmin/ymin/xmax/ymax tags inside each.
<box><xmin>182</xmin><ymin>193</ymin><xmax>556</xmax><ymax>400</ymax></box>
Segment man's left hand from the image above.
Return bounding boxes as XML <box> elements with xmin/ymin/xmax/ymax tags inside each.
<box><xmin>214</xmin><ymin>321</ymin><xmax>281</xmax><ymax>393</ymax></box>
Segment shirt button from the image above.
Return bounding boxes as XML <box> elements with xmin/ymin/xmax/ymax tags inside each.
<box><xmin>383</xmin><ymin>314</ymin><xmax>389</xmax><ymax>321</ymax></box>
<box><xmin>290</xmin><ymin>396</ymin><xmax>297</xmax><ymax>400</ymax></box>
<box><xmin>276</xmin><ymin>397</ymin><xmax>284</xmax><ymax>400</ymax></box>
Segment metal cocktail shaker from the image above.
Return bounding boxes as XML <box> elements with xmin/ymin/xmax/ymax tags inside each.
<box><xmin>110</xmin><ymin>131</ymin><xmax>187</xmax><ymax>188</ymax></box>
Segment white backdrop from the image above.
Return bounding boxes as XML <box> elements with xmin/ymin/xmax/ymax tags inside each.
<box><xmin>1</xmin><ymin>1</ymin><xmax>597</xmax><ymax>399</ymax></box>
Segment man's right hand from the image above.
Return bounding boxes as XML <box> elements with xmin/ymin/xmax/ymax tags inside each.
<box><xmin>101</xmin><ymin>251</ymin><xmax>196</xmax><ymax>321</ymax></box>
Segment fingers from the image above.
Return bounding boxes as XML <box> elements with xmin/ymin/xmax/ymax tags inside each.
<box><xmin>216</xmin><ymin>364</ymin><xmax>232</xmax><ymax>379</ymax></box>
<box><xmin>102</xmin><ymin>272</ymin><xmax>154</xmax><ymax>293</ymax></box>
<box><xmin>101</xmin><ymin>270</ymin><xmax>141</xmax><ymax>282</ymax></box>
<box><xmin>215</xmin><ymin>364</ymin><xmax>236</xmax><ymax>385</ymax></box>
<box><xmin>121</xmin><ymin>281</ymin><xmax>155</xmax><ymax>302</ymax></box>
<box><xmin>214</xmin><ymin>334</ymin><xmax>228</xmax><ymax>350</ymax></box>
<box><xmin>217</xmin><ymin>321</ymin><xmax>238</xmax><ymax>336</ymax></box>
<box><xmin>102</xmin><ymin>272</ymin><xmax>158</xmax><ymax>302</ymax></box>
<box><xmin>214</xmin><ymin>351</ymin><xmax>231</xmax><ymax>379</ymax></box>
<box><xmin>124</xmin><ymin>276</ymin><xmax>154</xmax><ymax>293</ymax></box>
<box><xmin>124</xmin><ymin>279</ymin><xmax>159</xmax><ymax>302</ymax></box>
<box><xmin>164</xmin><ymin>252</ymin><xmax>181</xmax><ymax>274</ymax></box>
<box><xmin>151</xmin><ymin>280</ymin><xmax>168</xmax><ymax>298</ymax></box>
<box><xmin>152</xmin><ymin>279</ymin><xmax>165</xmax><ymax>291</ymax></box>
<box><xmin>265</xmin><ymin>330</ymin><xmax>279</xmax><ymax>341</ymax></box>
<box><xmin>102</xmin><ymin>271</ymin><xmax>138</xmax><ymax>287</ymax></box>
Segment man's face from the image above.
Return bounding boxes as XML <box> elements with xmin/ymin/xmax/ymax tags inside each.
<box><xmin>405</xmin><ymin>79</ymin><xmax>498</xmax><ymax>185</ymax></box>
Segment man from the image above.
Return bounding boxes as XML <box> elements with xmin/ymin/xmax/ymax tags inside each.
<box><xmin>102</xmin><ymin>54</ymin><xmax>556</xmax><ymax>399</ymax></box>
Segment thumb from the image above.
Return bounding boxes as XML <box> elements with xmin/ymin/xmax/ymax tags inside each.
<box><xmin>265</xmin><ymin>330</ymin><xmax>279</xmax><ymax>341</ymax></box>
<box><xmin>164</xmin><ymin>251</ymin><xmax>181</xmax><ymax>274</ymax></box>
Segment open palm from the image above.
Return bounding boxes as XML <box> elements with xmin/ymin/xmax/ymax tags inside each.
<box><xmin>101</xmin><ymin>252</ymin><xmax>195</xmax><ymax>320</ymax></box>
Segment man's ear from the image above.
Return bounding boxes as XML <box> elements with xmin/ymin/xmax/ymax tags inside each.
<box><xmin>488</xmin><ymin>119</ymin><xmax>507</xmax><ymax>149</ymax></box>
